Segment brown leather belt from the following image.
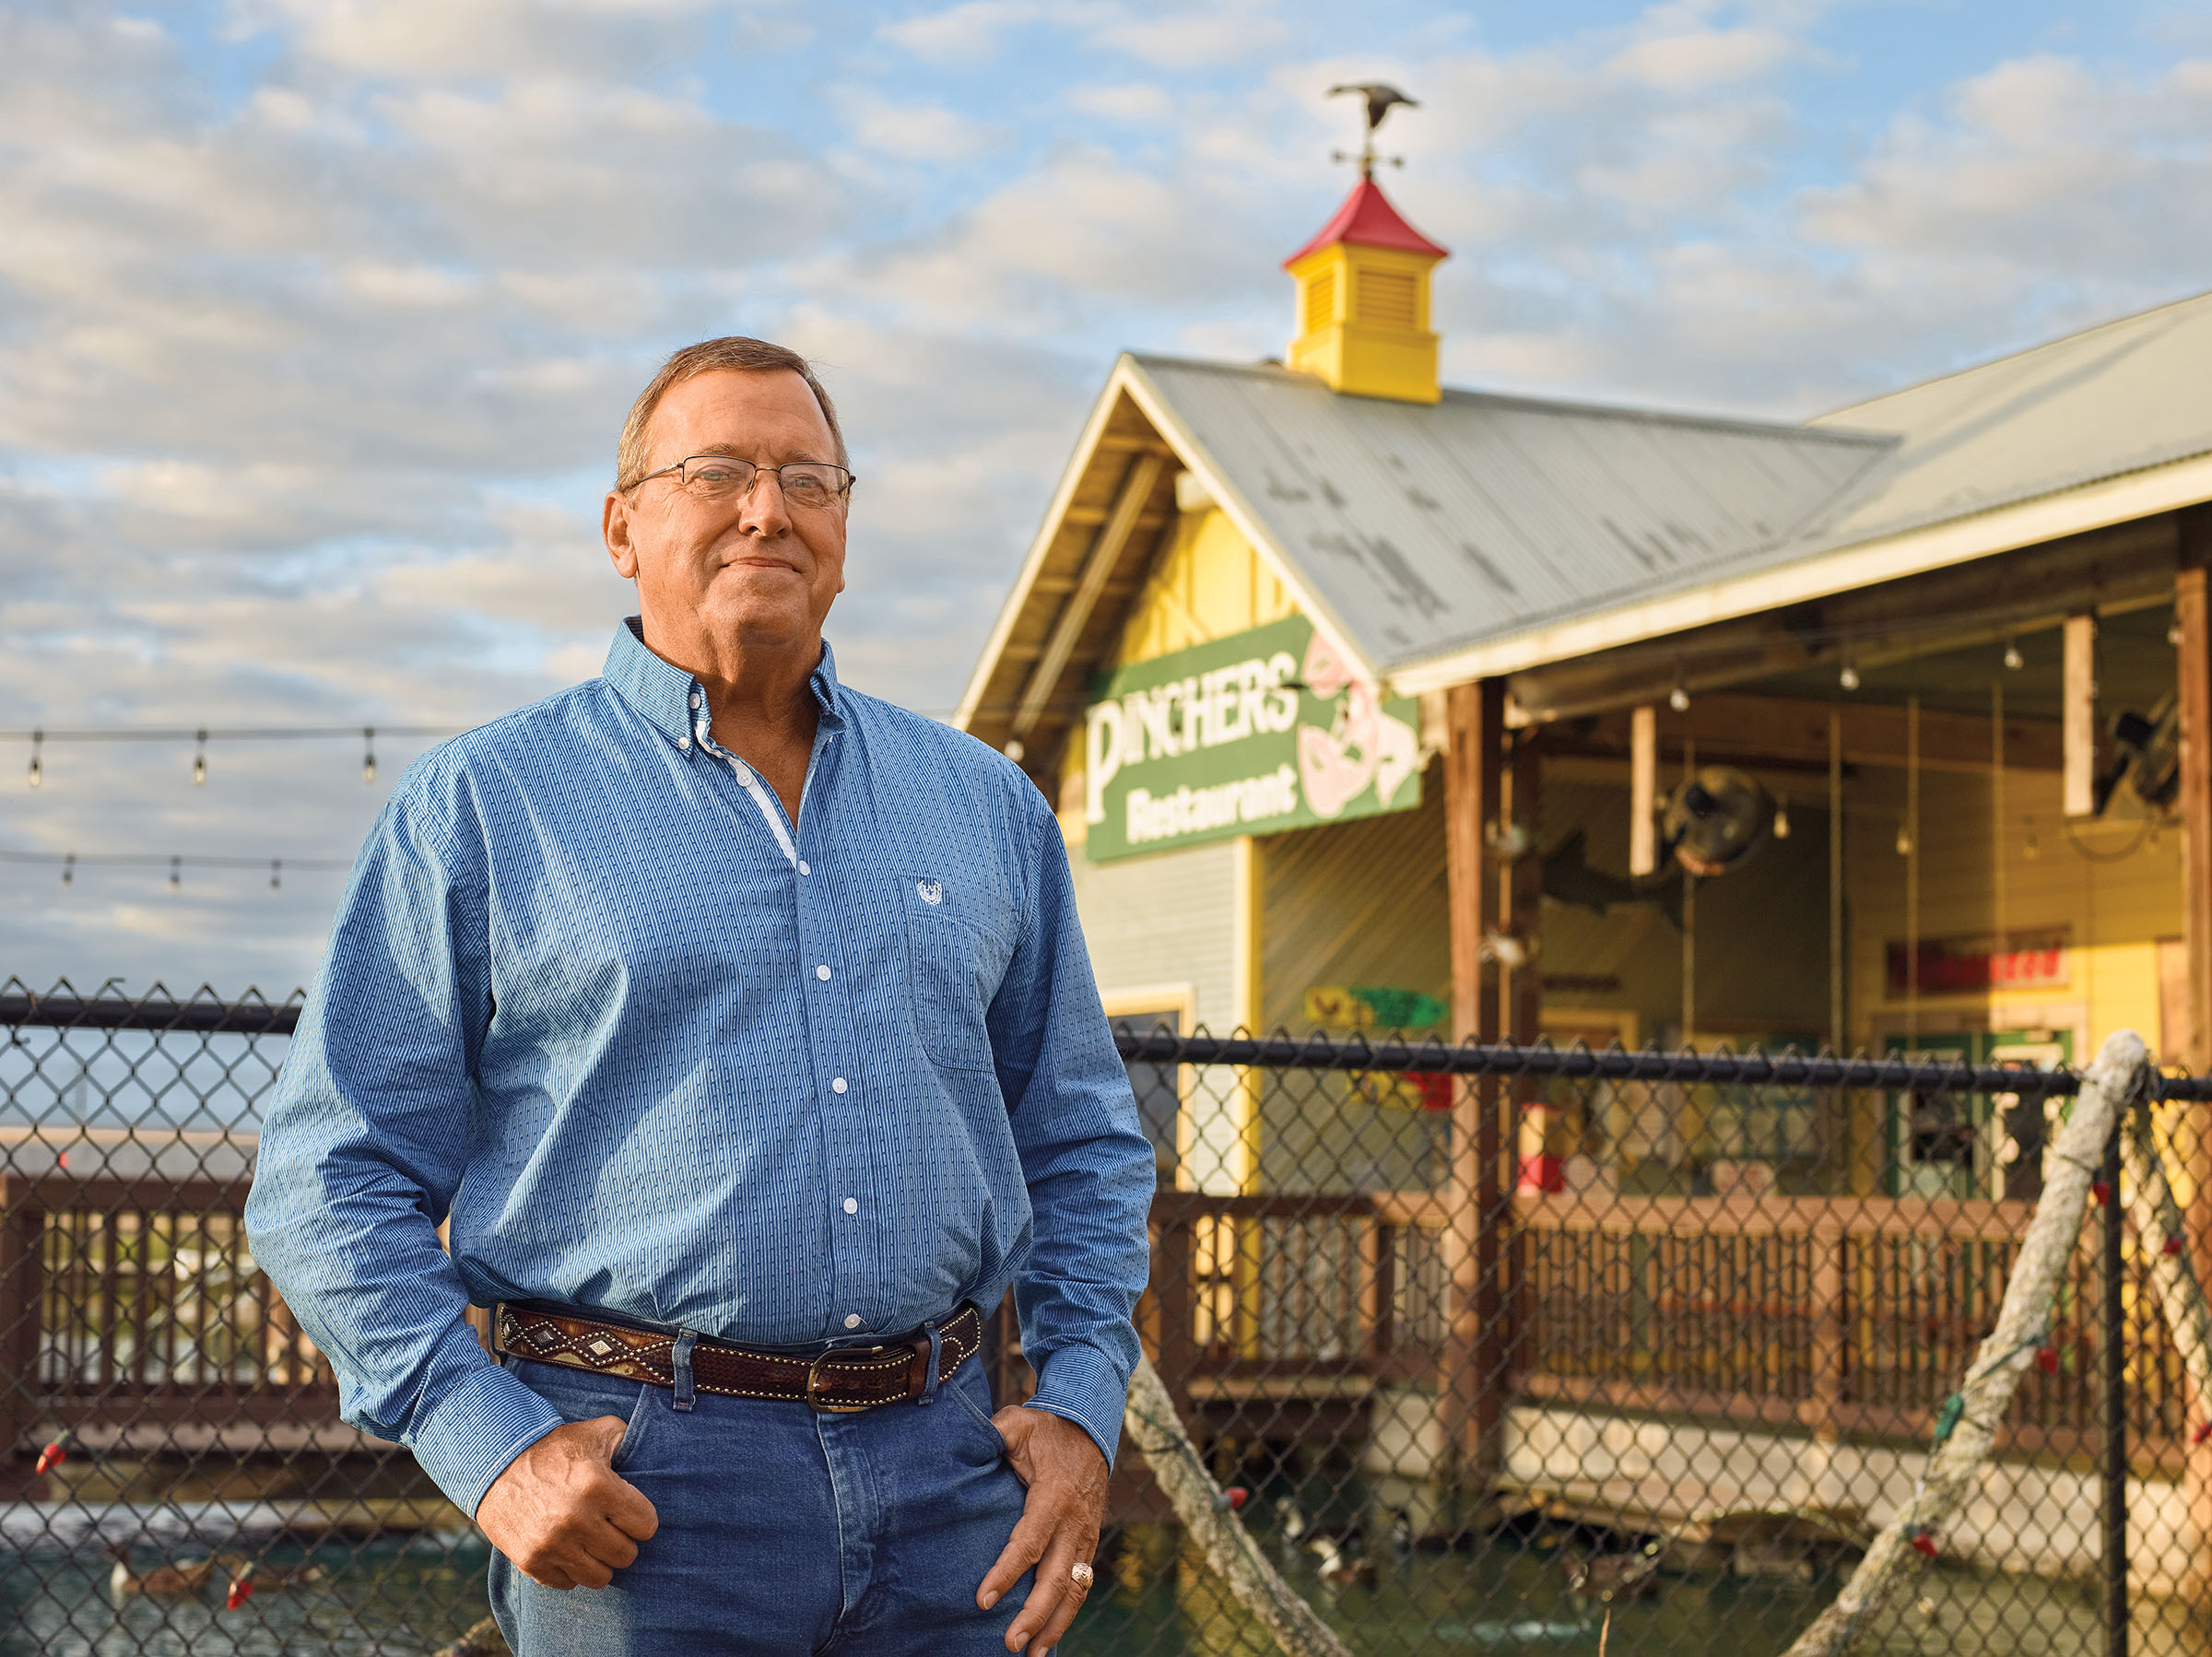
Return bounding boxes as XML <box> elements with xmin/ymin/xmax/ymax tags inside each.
<box><xmin>492</xmin><ymin>1302</ymin><xmax>982</xmax><ymax>1413</ymax></box>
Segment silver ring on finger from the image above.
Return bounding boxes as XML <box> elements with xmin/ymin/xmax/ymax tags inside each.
<box><xmin>1069</xmin><ymin>1562</ymin><xmax>1094</xmax><ymax>1588</ymax></box>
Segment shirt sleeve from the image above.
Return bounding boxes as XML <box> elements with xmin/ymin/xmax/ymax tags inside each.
<box><xmin>243</xmin><ymin>781</ymin><xmax>564</xmax><ymax>1516</ymax></box>
<box><xmin>987</xmin><ymin>793</ymin><xmax>1157</xmax><ymax>1466</ymax></box>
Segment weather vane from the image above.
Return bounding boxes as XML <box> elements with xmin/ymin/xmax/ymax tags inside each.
<box><xmin>1327</xmin><ymin>83</ymin><xmax>1418</xmax><ymax>179</ymax></box>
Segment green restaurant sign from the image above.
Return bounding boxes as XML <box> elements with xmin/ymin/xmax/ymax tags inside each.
<box><xmin>1081</xmin><ymin>614</ymin><xmax>1425</xmax><ymax>863</ymax></box>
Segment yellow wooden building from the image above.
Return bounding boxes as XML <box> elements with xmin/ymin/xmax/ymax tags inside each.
<box><xmin>957</xmin><ymin>172</ymin><xmax>2212</xmax><ymax>1215</ymax></box>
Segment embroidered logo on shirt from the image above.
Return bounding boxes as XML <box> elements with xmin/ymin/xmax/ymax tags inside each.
<box><xmin>916</xmin><ymin>879</ymin><xmax>943</xmax><ymax>906</ymax></box>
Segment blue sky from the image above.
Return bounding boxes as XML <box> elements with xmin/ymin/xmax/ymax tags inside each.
<box><xmin>1</xmin><ymin>0</ymin><xmax>2208</xmax><ymax>993</ymax></box>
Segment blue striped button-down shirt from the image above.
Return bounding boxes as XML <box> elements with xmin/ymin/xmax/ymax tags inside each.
<box><xmin>246</xmin><ymin>620</ymin><xmax>1155</xmax><ymax>1515</ymax></box>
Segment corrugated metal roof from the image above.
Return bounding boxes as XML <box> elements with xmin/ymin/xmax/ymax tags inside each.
<box><xmin>1806</xmin><ymin>287</ymin><xmax>2212</xmax><ymax>544</ymax></box>
<box><xmin>1135</xmin><ymin>354</ymin><xmax>1895</xmax><ymax>674</ymax></box>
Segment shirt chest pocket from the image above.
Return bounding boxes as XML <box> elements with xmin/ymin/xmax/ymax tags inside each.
<box><xmin>903</xmin><ymin>876</ymin><xmax>1015</xmax><ymax>1073</ymax></box>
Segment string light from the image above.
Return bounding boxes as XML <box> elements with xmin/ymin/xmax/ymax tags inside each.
<box><xmin>1839</xmin><ymin>662</ymin><xmax>1861</xmax><ymax>692</ymax></box>
<box><xmin>192</xmin><ymin>731</ymin><xmax>207</xmax><ymax>788</ymax></box>
<box><xmin>1772</xmin><ymin>798</ymin><xmax>1792</xmax><ymax>840</ymax></box>
<box><xmin>2003</xmin><ymin>638</ymin><xmax>2024</xmax><ymax>671</ymax></box>
<box><xmin>1668</xmin><ymin>672</ymin><xmax>1690</xmax><ymax>712</ymax></box>
<box><xmin>1</xmin><ymin>848</ymin><xmax>352</xmax><ymax>882</ymax></box>
<box><xmin>1895</xmin><ymin>824</ymin><xmax>1913</xmax><ymax>856</ymax></box>
<box><xmin>361</xmin><ymin>728</ymin><xmax>377</xmax><ymax>785</ymax></box>
<box><xmin>28</xmin><ymin>731</ymin><xmax>41</xmax><ymax>790</ymax></box>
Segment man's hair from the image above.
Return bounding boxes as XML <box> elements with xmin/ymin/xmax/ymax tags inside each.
<box><xmin>615</xmin><ymin>336</ymin><xmax>848</xmax><ymax>489</ymax></box>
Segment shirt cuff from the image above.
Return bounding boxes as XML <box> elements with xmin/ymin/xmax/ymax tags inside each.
<box><xmin>1024</xmin><ymin>1340</ymin><xmax>1129</xmax><ymax>1469</ymax></box>
<box><xmin>404</xmin><ymin>1360</ymin><xmax>568</xmax><ymax>1518</ymax></box>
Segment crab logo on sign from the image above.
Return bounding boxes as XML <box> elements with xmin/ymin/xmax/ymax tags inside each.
<box><xmin>1079</xmin><ymin>615</ymin><xmax>1427</xmax><ymax>862</ymax></box>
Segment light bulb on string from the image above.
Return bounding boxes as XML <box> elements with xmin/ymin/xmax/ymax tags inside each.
<box><xmin>2171</xmin><ymin>615</ymin><xmax>2185</xmax><ymax>648</ymax></box>
<box><xmin>1002</xmin><ymin>739</ymin><xmax>1024</xmax><ymax>763</ymax></box>
<box><xmin>269</xmin><ymin>859</ymin><xmax>282</xmax><ymax>895</ymax></box>
<box><xmin>2023</xmin><ymin>821</ymin><xmax>2040</xmax><ymax>861</ymax></box>
<box><xmin>1772</xmin><ymin>798</ymin><xmax>1792</xmax><ymax>840</ymax></box>
<box><xmin>28</xmin><ymin>732</ymin><xmax>41</xmax><ymax>790</ymax></box>
<box><xmin>192</xmin><ymin>730</ymin><xmax>207</xmax><ymax>788</ymax></box>
<box><xmin>2003</xmin><ymin>639</ymin><xmax>2024</xmax><ymax>672</ymax></box>
<box><xmin>1668</xmin><ymin>678</ymin><xmax>1690</xmax><ymax>713</ymax></box>
<box><xmin>169</xmin><ymin>855</ymin><xmax>182</xmax><ymax>890</ymax></box>
<box><xmin>1895</xmin><ymin>824</ymin><xmax>1912</xmax><ymax>857</ymax></box>
<box><xmin>362</xmin><ymin>727</ymin><xmax>377</xmax><ymax>785</ymax></box>
<box><xmin>1839</xmin><ymin>662</ymin><xmax>1861</xmax><ymax>692</ymax></box>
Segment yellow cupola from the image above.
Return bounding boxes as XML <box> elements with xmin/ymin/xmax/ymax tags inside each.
<box><xmin>1283</xmin><ymin>177</ymin><xmax>1449</xmax><ymax>404</ymax></box>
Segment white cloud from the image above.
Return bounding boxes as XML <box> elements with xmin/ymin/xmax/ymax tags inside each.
<box><xmin>838</xmin><ymin>93</ymin><xmax>1004</xmax><ymax>159</ymax></box>
<box><xmin>1603</xmin><ymin>26</ymin><xmax>1801</xmax><ymax>91</ymax></box>
<box><xmin>1067</xmin><ymin>82</ymin><xmax>1171</xmax><ymax>123</ymax></box>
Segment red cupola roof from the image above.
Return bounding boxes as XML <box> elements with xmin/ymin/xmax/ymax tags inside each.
<box><xmin>1282</xmin><ymin>177</ymin><xmax>1449</xmax><ymax>267</ymax></box>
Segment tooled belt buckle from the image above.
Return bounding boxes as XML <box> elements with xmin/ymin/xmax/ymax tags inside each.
<box><xmin>805</xmin><ymin>1346</ymin><xmax>888</xmax><ymax>1414</ymax></box>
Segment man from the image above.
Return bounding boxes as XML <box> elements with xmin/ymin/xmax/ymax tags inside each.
<box><xmin>246</xmin><ymin>336</ymin><xmax>1156</xmax><ymax>1655</ymax></box>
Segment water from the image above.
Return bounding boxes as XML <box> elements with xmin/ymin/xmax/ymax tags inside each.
<box><xmin>3</xmin><ymin>1520</ymin><xmax>2184</xmax><ymax>1656</ymax></box>
<box><xmin>2</xmin><ymin>1538</ymin><xmax>491</xmax><ymax>1657</ymax></box>
<box><xmin>1060</xmin><ymin>1522</ymin><xmax>2139</xmax><ymax>1657</ymax></box>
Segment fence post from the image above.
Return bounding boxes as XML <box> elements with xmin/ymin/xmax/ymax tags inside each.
<box><xmin>0</xmin><ymin>1179</ymin><xmax>42</xmax><ymax>1486</ymax></box>
<box><xmin>1806</xmin><ymin>1214</ymin><xmax>1847</xmax><ymax>1440</ymax></box>
<box><xmin>1154</xmin><ymin>1205</ymin><xmax>1196</xmax><ymax>1402</ymax></box>
<box><xmin>2102</xmin><ymin>1120</ymin><xmax>2128</xmax><ymax>1657</ymax></box>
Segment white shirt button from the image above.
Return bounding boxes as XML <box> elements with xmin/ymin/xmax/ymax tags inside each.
<box><xmin>677</xmin><ymin>736</ymin><xmax>690</xmax><ymax>750</ymax></box>
<box><xmin>842</xmin><ymin>1196</ymin><xmax>858</xmax><ymax>1215</ymax></box>
<box><xmin>843</xmin><ymin>1313</ymin><xmax>862</xmax><ymax>1330</ymax></box>
<box><xmin>731</xmin><ymin>760</ymin><xmax>755</xmax><ymax>786</ymax></box>
<box><xmin>815</xmin><ymin>964</ymin><xmax>831</xmax><ymax>981</ymax></box>
<box><xmin>798</xmin><ymin>859</ymin><xmax>810</xmax><ymax>876</ymax></box>
<box><xmin>831</xmin><ymin>1076</ymin><xmax>848</xmax><ymax>1094</ymax></box>
<box><xmin>688</xmin><ymin>691</ymin><xmax>700</xmax><ymax>710</ymax></box>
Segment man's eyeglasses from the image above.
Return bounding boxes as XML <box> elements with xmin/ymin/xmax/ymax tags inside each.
<box><xmin>623</xmin><ymin>454</ymin><xmax>857</xmax><ymax>510</ymax></box>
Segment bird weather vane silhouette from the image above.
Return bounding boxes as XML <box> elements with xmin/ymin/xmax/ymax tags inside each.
<box><xmin>1327</xmin><ymin>82</ymin><xmax>1419</xmax><ymax>178</ymax></box>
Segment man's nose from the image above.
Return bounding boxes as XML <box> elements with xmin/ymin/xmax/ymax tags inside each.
<box><xmin>735</xmin><ymin>472</ymin><xmax>794</xmax><ymax>536</ymax></box>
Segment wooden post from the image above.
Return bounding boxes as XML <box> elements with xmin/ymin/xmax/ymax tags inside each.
<box><xmin>1155</xmin><ymin>1207</ymin><xmax>1197</xmax><ymax>1406</ymax></box>
<box><xmin>1629</xmin><ymin>706</ymin><xmax>1657</xmax><ymax>876</ymax></box>
<box><xmin>2062</xmin><ymin>611</ymin><xmax>2098</xmax><ymax>817</ymax></box>
<box><xmin>2177</xmin><ymin>507</ymin><xmax>2212</xmax><ymax>1603</ymax></box>
<box><xmin>1806</xmin><ymin>1216</ymin><xmax>1847</xmax><ymax>1442</ymax></box>
<box><xmin>1442</xmin><ymin>680</ymin><xmax>1507</xmax><ymax>1487</ymax></box>
<box><xmin>0</xmin><ymin>1180</ymin><xmax>43</xmax><ymax>1490</ymax></box>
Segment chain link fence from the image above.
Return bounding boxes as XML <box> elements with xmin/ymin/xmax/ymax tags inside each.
<box><xmin>5</xmin><ymin>982</ymin><xmax>2210</xmax><ymax>1656</ymax></box>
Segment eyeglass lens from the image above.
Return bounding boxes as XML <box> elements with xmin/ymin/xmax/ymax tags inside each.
<box><xmin>680</xmin><ymin>456</ymin><xmax>847</xmax><ymax>506</ymax></box>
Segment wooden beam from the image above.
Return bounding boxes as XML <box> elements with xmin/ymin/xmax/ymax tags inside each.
<box><xmin>1503</xmin><ymin>515</ymin><xmax>2178</xmax><ymax>723</ymax></box>
<box><xmin>1441</xmin><ymin>680</ymin><xmax>1507</xmax><ymax>1483</ymax></box>
<box><xmin>1559</xmin><ymin>693</ymin><xmax>2062</xmax><ymax>774</ymax></box>
<box><xmin>1628</xmin><ymin>705</ymin><xmax>1657</xmax><ymax>876</ymax></box>
<box><xmin>2175</xmin><ymin>509</ymin><xmax>2212</xmax><ymax>1606</ymax></box>
<box><xmin>2061</xmin><ymin>612</ymin><xmax>2098</xmax><ymax>816</ymax></box>
<box><xmin>1010</xmin><ymin>452</ymin><xmax>1164</xmax><ymax>738</ymax></box>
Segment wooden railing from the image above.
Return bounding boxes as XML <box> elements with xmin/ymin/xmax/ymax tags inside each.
<box><xmin>5</xmin><ymin>1176</ymin><xmax>2193</xmax><ymax>1464</ymax></box>
<box><xmin>1512</xmin><ymin>1192</ymin><xmax>2194</xmax><ymax>1463</ymax></box>
<box><xmin>1</xmin><ymin>1174</ymin><xmax>335</xmax><ymax>1453</ymax></box>
<box><xmin>1135</xmin><ymin>1188</ymin><xmax>2193</xmax><ymax>1464</ymax></box>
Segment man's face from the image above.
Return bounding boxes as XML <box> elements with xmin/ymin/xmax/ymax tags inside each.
<box><xmin>604</xmin><ymin>368</ymin><xmax>848</xmax><ymax>652</ymax></box>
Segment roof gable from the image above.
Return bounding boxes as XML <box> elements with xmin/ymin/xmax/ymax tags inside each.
<box><xmin>1132</xmin><ymin>355</ymin><xmax>1893</xmax><ymax>674</ymax></box>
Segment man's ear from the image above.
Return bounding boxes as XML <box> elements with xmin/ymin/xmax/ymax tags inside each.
<box><xmin>604</xmin><ymin>492</ymin><xmax>640</xmax><ymax>580</ymax></box>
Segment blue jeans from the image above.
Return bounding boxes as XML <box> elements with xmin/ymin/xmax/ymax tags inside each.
<box><xmin>488</xmin><ymin>1347</ymin><xmax>1035</xmax><ymax>1654</ymax></box>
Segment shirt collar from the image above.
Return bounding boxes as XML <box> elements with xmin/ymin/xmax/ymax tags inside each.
<box><xmin>603</xmin><ymin>618</ymin><xmax>843</xmax><ymax>745</ymax></box>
